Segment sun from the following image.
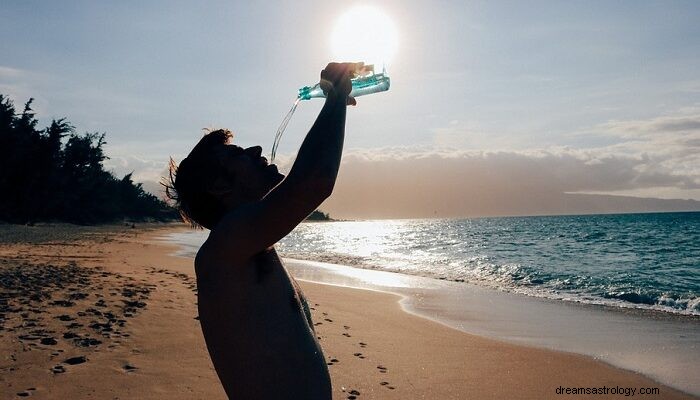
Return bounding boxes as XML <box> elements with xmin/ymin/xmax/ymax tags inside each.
<box><xmin>331</xmin><ymin>6</ymin><xmax>399</xmax><ymax>69</ymax></box>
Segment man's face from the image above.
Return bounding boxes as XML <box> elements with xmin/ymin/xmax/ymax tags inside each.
<box><xmin>217</xmin><ymin>144</ymin><xmax>285</xmax><ymax>200</ymax></box>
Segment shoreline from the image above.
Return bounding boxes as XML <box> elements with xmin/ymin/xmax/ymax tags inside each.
<box><xmin>157</xmin><ymin>227</ymin><xmax>699</xmax><ymax>398</ymax></box>
<box><xmin>278</xmin><ymin>251</ymin><xmax>700</xmax><ymax>318</ymax></box>
<box><xmin>282</xmin><ymin>258</ymin><xmax>700</xmax><ymax>396</ymax></box>
<box><xmin>296</xmin><ymin>281</ymin><xmax>696</xmax><ymax>399</ymax></box>
<box><xmin>163</xmin><ymin>229</ymin><xmax>700</xmax><ymax>320</ymax></box>
<box><xmin>1</xmin><ymin>224</ymin><xmax>697</xmax><ymax>399</ymax></box>
<box><xmin>286</xmin><ymin>256</ymin><xmax>700</xmax><ymax>325</ymax></box>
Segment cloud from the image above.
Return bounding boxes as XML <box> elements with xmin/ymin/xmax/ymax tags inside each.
<box><xmin>602</xmin><ymin>112</ymin><xmax>700</xmax><ymax>137</ymax></box>
<box><xmin>590</xmin><ymin>109</ymin><xmax>700</xmax><ymax>187</ymax></box>
<box><xmin>0</xmin><ymin>66</ymin><xmax>54</xmax><ymax>116</ymax></box>
<box><xmin>103</xmin><ymin>155</ymin><xmax>167</xmax><ymax>183</ymax></box>
<box><xmin>318</xmin><ymin>108</ymin><xmax>700</xmax><ymax>218</ymax></box>
<box><xmin>593</xmin><ymin>108</ymin><xmax>700</xmax><ymax>160</ymax></box>
<box><xmin>101</xmin><ymin>108</ymin><xmax>700</xmax><ymax>218</ymax></box>
<box><xmin>430</xmin><ymin>120</ymin><xmax>530</xmax><ymax>150</ymax></box>
<box><xmin>316</xmin><ymin>145</ymin><xmax>699</xmax><ymax>218</ymax></box>
<box><xmin>0</xmin><ymin>66</ymin><xmax>26</xmax><ymax>79</ymax></box>
<box><xmin>103</xmin><ymin>155</ymin><xmax>171</xmax><ymax>199</ymax></box>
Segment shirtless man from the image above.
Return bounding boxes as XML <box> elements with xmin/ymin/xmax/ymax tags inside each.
<box><xmin>166</xmin><ymin>62</ymin><xmax>358</xmax><ymax>399</ymax></box>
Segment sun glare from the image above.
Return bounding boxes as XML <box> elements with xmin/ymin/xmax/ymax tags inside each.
<box><xmin>331</xmin><ymin>6</ymin><xmax>399</xmax><ymax>69</ymax></box>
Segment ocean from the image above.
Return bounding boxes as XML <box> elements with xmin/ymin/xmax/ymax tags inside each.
<box><xmin>161</xmin><ymin>211</ymin><xmax>700</xmax><ymax>394</ymax></box>
<box><xmin>166</xmin><ymin>211</ymin><xmax>700</xmax><ymax>316</ymax></box>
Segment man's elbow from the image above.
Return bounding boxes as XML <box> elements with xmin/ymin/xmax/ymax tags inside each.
<box><xmin>283</xmin><ymin>174</ymin><xmax>336</xmax><ymax>206</ymax></box>
<box><xmin>311</xmin><ymin>178</ymin><xmax>335</xmax><ymax>202</ymax></box>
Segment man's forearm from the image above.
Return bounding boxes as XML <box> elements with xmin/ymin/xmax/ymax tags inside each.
<box><xmin>287</xmin><ymin>92</ymin><xmax>347</xmax><ymax>184</ymax></box>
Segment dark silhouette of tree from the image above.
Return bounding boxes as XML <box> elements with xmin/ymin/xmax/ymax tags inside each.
<box><xmin>0</xmin><ymin>93</ymin><xmax>177</xmax><ymax>224</ymax></box>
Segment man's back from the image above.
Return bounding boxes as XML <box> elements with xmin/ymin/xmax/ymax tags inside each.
<box><xmin>196</xmin><ymin>243</ymin><xmax>331</xmax><ymax>399</ymax></box>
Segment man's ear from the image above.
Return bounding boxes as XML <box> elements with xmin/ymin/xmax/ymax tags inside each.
<box><xmin>207</xmin><ymin>176</ymin><xmax>234</xmax><ymax>197</ymax></box>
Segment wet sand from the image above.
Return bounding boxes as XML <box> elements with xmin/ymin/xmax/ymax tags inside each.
<box><xmin>0</xmin><ymin>224</ymin><xmax>696</xmax><ymax>399</ymax></box>
<box><xmin>282</xmin><ymin>259</ymin><xmax>700</xmax><ymax>395</ymax></box>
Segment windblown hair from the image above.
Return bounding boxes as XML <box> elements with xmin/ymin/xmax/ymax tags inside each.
<box><xmin>163</xmin><ymin>129</ymin><xmax>234</xmax><ymax>230</ymax></box>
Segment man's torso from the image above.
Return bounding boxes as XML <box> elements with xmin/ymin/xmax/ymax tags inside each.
<box><xmin>195</xmin><ymin>244</ymin><xmax>331</xmax><ymax>399</ymax></box>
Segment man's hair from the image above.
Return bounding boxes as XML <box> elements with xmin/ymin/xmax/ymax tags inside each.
<box><xmin>164</xmin><ymin>129</ymin><xmax>236</xmax><ymax>230</ymax></box>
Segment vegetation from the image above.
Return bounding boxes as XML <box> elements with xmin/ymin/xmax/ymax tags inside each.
<box><xmin>306</xmin><ymin>210</ymin><xmax>332</xmax><ymax>221</ymax></box>
<box><xmin>0</xmin><ymin>94</ymin><xmax>178</xmax><ymax>224</ymax></box>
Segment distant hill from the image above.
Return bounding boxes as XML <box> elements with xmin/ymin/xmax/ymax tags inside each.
<box><xmin>306</xmin><ymin>210</ymin><xmax>333</xmax><ymax>221</ymax></box>
<box><xmin>321</xmin><ymin>186</ymin><xmax>700</xmax><ymax>220</ymax></box>
<box><xmin>554</xmin><ymin>193</ymin><xmax>700</xmax><ymax>216</ymax></box>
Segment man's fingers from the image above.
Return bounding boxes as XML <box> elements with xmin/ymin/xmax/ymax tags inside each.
<box><xmin>319</xmin><ymin>78</ymin><xmax>333</xmax><ymax>94</ymax></box>
<box><xmin>323</xmin><ymin>62</ymin><xmax>362</xmax><ymax>77</ymax></box>
<box><xmin>321</xmin><ymin>62</ymin><xmax>362</xmax><ymax>99</ymax></box>
<box><xmin>357</xmin><ymin>64</ymin><xmax>373</xmax><ymax>76</ymax></box>
<box><xmin>347</xmin><ymin>96</ymin><xmax>357</xmax><ymax>106</ymax></box>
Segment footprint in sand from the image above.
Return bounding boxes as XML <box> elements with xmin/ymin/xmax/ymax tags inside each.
<box><xmin>64</xmin><ymin>355</ymin><xmax>87</xmax><ymax>365</ymax></box>
<box><xmin>380</xmin><ymin>381</ymin><xmax>396</xmax><ymax>390</ymax></box>
<box><xmin>342</xmin><ymin>332</ymin><xmax>352</xmax><ymax>337</ymax></box>
<box><xmin>377</xmin><ymin>365</ymin><xmax>387</xmax><ymax>373</ymax></box>
<box><xmin>75</xmin><ymin>337</ymin><xmax>101</xmax><ymax>347</ymax></box>
<box><xmin>122</xmin><ymin>363</ymin><xmax>138</xmax><ymax>372</ymax></box>
<box><xmin>358</xmin><ymin>342</ymin><xmax>367</xmax><ymax>348</ymax></box>
<box><xmin>51</xmin><ymin>365</ymin><xmax>66</xmax><ymax>374</ymax></box>
<box><xmin>353</xmin><ymin>352</ymin><xmax>365</xmax><ymax>359</ymax></box>
<box><xmin>50</xmin><ymin>300</ymin><xmax>75</xmax><ymax>307</ymax></box>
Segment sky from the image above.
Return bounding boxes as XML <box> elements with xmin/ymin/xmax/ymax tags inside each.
<box><xmin>1</xmin><ymin>0</ymin><xmax>699</xmax><ymax>218</ymax></box>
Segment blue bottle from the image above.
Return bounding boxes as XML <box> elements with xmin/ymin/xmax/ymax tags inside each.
<box><xmin>271</xmin><ymin>66</ymin><xmax>391</xmax><ymax>162</ymax></box>
<box><xmin>297</xmin><ymin>66</ymin><xmax>391</xmax><ymax>100</ymax></box>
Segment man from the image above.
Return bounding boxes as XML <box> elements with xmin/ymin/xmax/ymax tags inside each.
<box><xmin>166</xmin><ymin>62</ymin><xmax>359</xmax><ymax>399</ymax></box>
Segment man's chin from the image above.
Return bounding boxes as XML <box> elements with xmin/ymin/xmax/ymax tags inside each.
<box><xmin>267</xmin><ymin>165</ymin><xmax>285</xmax><ymax>185</ymax></box>
<box><xmin>273</xmin><ymin>172</ymin><xmax>285</xmax><ymax>185</ymax></box>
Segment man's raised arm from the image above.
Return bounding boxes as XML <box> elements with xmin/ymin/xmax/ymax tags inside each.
<box><xmin>204</xmin><ymin>62</ymin><xmax>358</xmax><ymax>264</ymax></box>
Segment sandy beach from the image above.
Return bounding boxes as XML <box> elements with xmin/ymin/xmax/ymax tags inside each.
<box><xmin>1</xmin><ymin>224</ymin><xmax>696</xmax><ymax>399</ymax></box>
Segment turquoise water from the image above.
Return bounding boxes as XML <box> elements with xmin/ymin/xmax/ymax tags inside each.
<box><xmin>276</xmin><ymin>212</ymin><xmax>700</xmax><ymax>315</ymax></box>
<box><xmin>168</xmin><ymin>212</ymin><xmax>700</xmax><ymax>316</ymax></box>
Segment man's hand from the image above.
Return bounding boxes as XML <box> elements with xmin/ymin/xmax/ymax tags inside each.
<box><xmin>320</xmin><ymin>62</ymin><xmax>360</xmax><ymax>106</ymax></box>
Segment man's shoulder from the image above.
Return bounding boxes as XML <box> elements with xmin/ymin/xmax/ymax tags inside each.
<box><xmin>194</xmin><ymin>227</ymin><xmax>256</xmax><ymax>278</ymax></box>
<box><xmin>195</xmin><ymin>216</ymin><xmax>244</xmax><ymax>265</ymax></box>
<box><xmin>194</xmin><ymin>231</ymin><xmax>229</xmax><ymax>273</ymax></box>
<box><xmin>195</xmin><ymin>238</ymin><xmax>283</xmax><ymax>291</ymax></box>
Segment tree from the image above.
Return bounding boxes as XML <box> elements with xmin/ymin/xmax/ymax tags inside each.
<box><xmin>0</xmin><ymin>93</ymin><xmax>178</xmax><ymax>224</ymax></box>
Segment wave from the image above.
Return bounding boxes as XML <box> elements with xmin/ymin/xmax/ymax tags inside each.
<box><xmin>279</xmin><ymin>250</ymin><xmax>700</xmax><ymax>317</ymax></box>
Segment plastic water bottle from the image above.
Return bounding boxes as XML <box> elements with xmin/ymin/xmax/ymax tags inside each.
<box><xmin>297</xmin><ymin>66</ymin><xmax>391</xmax><ymax>100</ymax></box>
<box><xmin>271</xmin><ymin>65</ymin><xmax>391</xmax><ymax>162</ymax></box>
